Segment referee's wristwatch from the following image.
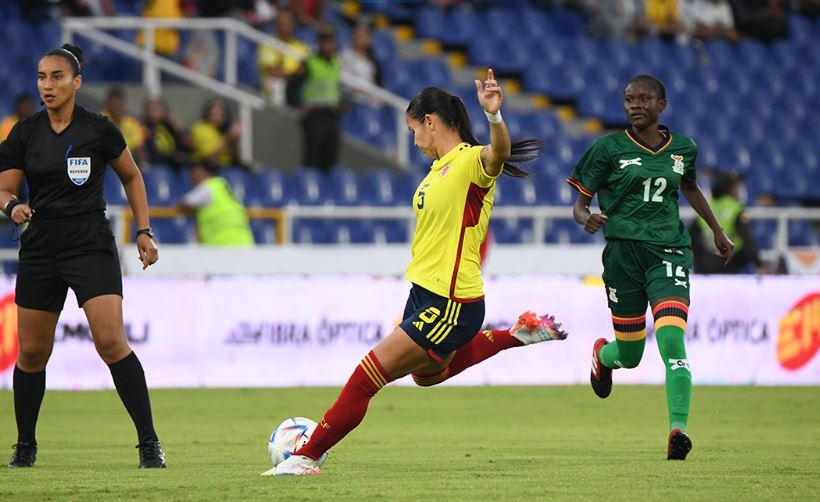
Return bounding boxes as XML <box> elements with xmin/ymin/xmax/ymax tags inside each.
<box><xmin>136</xmin><ymin>227</ymin><xmax>154</xmax><ymax>240</ymax></box>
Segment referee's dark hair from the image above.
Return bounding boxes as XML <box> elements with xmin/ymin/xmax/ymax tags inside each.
<box><xmin>406</xmin><ymin>87</ymin><xmax>542</xmax><ymax>179</ymax></box>
<box><xmin>43</xmin><ymin>43</ymin><xmax>84</xmax><ymax>77</ymax></box>
<box><xmin>625</xmin><ymin>74</ymin><xmax>666</xmax><ymax>100</ymax></box>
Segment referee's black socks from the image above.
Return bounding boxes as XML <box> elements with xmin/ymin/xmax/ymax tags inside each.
<box><xmin>13</xmin><ymin>366</ymin><xmax>46</xmax><ymax>445</ymax></box>
<box><xmin>108</xmin><ymin>351</ymin><xmax>159</xmax><ymax>444</ymax></box>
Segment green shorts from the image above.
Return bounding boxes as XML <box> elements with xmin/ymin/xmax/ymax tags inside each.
<box><xmin>601</xmin><ymin>240</ymin><xmax>692</xmax><ymax>316</ymax></box>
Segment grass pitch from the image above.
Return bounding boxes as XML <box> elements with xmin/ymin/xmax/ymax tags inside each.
<box><xmin>1</xmin><ymin>386</ymin><xmax>818</xmax><ymax>500</ymax></box>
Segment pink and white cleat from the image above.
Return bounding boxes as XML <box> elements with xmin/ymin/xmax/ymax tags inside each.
<box><xmin>268</xmin><ymin>454</ymin><xmax>322</xmax><ymax>476</ymax></box>
<box><xmin>510</xmin><ymin>311</ymin><xmax>568</xmax><ymax>344</ymax></box>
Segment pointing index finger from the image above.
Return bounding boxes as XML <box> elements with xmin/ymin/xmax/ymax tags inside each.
<box><xmin>487</xmin><ymin>68</ymin><xmax>494</xmax><ymax>81</ymax></box>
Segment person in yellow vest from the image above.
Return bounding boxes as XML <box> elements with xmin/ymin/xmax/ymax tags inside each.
<box><xmin>0</xmin><ymin>93</ymin><xmax>36</xmax><ymax>141</ymax></box>
<box><xmin>257</xmin><ymin>9</ymin><xmax>310</xmax><ymax>105</ymax></box>
<box><xmin>178</xmin><ymin>162</ymin><xmax>254</xmax><ymax>246</ymax></box>
<box><xmin>102</xmin><ymin>87</ymin><xmax>147</xmax><ymax>165</ymax></box>
<box><xmin>293</xmin><ymin>24</ymin><xmax>342</xmax><ymax>172</ymax></box>
<box><xmin>690</xmin><ymin>170</ymin><xmax>765</xmax><ymax>273</ymax></box>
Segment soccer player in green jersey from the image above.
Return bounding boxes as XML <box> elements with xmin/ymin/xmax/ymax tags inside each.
<box><xmin>567</xmin><ymin>74</ymin><xmax>735</xmax><ymax>460</ymax></box>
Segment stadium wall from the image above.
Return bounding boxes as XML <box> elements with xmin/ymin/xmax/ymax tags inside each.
<box><xmin>0</xmin><ymin>275</ymin><xmax>817</xmax><ymax>389</ymax></box>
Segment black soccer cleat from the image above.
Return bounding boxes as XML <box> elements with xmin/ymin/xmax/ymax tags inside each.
<box><xmin>590</xmin><ymin>338</ymin><xmax>613</xmax><ymax>398</ymax></box>
<box><xmin>8</xmin><ymin>441</ymin><xmax>37</xmax><ymax>468</ymax></box>
<box><xmin>667</xmin><ymin>429</ymin><xmax>692</xmax><ymax>460</ymax></box>
<box><xmin>137</xmin><ymin>440</ymin><xmax>166</xmax><ymax>468</ymax></box>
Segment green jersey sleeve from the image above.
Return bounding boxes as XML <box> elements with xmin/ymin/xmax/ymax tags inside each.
<box><xmin>683</xmin><ymin>138</ymin><xmax>697</xmax><ymax>183</ymax></box>
<box><xmin>567</xmin><ymin>137</ymin><xmax>612</xmax><ymax>197</ymax></box>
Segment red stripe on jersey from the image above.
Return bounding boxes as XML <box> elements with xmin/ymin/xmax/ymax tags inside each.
<box><xmin>567</xmin><ymin>177</ymin><xmax>594</xmax><ymax>197</ymax></box>
<box><xmin>449</xmin><ymin>183</ymin><xmax>489</xmax><ymax>301</ymax></box>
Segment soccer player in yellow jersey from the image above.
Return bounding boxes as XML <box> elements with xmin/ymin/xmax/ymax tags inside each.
<box><xmin>270</xmin><ymin>70</ymin><xmax>568</xmax><ymax>476</ymax></box>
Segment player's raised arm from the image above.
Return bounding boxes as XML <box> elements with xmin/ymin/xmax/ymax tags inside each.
<box><xmin>477</xmin><ymin>69</ymin><xmax>511</xmax><ymax>177</ymax></box>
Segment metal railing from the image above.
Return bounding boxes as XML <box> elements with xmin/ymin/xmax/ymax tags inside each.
<box><xmin>61</xmin><ymin>17</ymin><xmax>410</xmax><ymax>165</ymax></box>
<box><xmin>102</xmin><ymin>204</ymin><xmax>820</xmax><ymax>250</ymax></box>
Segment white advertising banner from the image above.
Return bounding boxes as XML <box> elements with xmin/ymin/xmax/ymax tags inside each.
<box><xmin>0</xmin><ymin>276</ymin><xmax>817</xmax><ymax>389</ymax></box>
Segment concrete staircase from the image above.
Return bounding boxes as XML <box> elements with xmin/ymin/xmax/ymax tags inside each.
<box><xmin>81</xmin><ymin>83</ymin><xmax>403</xmax><ymax>173</ymax></box>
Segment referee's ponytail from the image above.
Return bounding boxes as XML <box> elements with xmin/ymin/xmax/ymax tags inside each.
<box><xmin>406</xmin><ymin>87</ymin><xmax>542</xmax><ymax>179</ymax></box>
<box><xmin>43</xmin><ymin>43</ymin><xmax>84</xmax><ymax>77</ymax></box>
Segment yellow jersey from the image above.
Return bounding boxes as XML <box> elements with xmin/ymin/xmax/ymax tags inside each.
<box><xmin>191</xmin><ymin>120</ymin><xmax>232</xmax><ymax>166</ymax></box>
<box><xmin>101</xmin><ymin>112</ymin><xmax>146</xmax><ymax>151</ymax></box>
<box><xmin>405</xmin><ymin>143</ymin><xmax>497</xmax><ymax>301</ymax></box>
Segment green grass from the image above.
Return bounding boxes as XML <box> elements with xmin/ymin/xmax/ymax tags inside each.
<box><xmin>1</xmin><ymin>386</ymin><xmax>818</xmax><ymax>500</ymax></box>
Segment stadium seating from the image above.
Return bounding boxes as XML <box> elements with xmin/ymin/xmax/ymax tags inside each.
<box><xmin>2</xmin><ymin>1</ymin><xmax>818</xmax><ymax>248</ymax></box>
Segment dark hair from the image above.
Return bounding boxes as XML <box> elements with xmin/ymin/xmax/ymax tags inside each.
<box><xmin>712</xmin><ymin>170</ymin><xmax>742</xmax><ymax>199</ymax></box>
<box><xmin>201</xmin><ymin>98</ymin><xmax>232</xmax><ymax>133</ymax></box>
<box><xmin>406</xmin><ymin>87</ymin><xmax>542</xmax><ymax>178</ymax></box>
<box><xmin>625</xmin><ymin>74</ymin><xmax>666</xmax><ymax>100</ymax></box>
<box><xmin>107</xmin><ymin>86</ymin><xmax>125</xmax><ymax>100</ymax></box>
<box><xmin>43</xmin><ymin>43</ymin><xmax>84</xmax><ymax>76</ymax></box>
<box><xmin>14</xmin><ymin>92</ymin><xmax>35</xmax><ymax>107</ymax></box>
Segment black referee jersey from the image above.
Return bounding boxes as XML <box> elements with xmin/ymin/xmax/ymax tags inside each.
<box><xmin>0</xmin><ymin>104</ymin><xmax>126</xmax><ymax>218</ymax></box>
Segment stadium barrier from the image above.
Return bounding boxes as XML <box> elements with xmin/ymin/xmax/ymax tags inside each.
<box><xmin>0</xmin><ymin>275</ymin><xmax>817</xmax><ymax>389</ymax></box>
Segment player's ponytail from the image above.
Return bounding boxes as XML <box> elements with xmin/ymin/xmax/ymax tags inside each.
<box><xmin>406</xmin><ymin>87</ymin><xmax>542</xmax><ymax>179</ymax></box>
<box><xmin>44</xmin><ymin>43</ymin><xmax>84</xmax><ymax>76</ymax></box>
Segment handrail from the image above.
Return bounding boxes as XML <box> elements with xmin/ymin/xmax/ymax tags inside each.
<box><xmin>61</xmin><ymin>16</ymin><xmax>411</xmax><ymax>166</ymax></box>
<box><xmin>103</xmin><ymin>204</ymin><xmax>820</xmax><ymax>252</ymax></box>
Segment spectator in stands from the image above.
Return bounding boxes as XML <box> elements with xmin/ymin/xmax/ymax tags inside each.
<box><xmin>257</xmin><ymin>9</ymin><xmax>310</xmax><ymax>106</ymax></box>
<box><xmin>341</xmin><ymin>19</ymin><xmax>383</xmax><ymax>106</ymax></box>
<box><xmin>102</xmin><ymin>87</ymin><xmax>146</xmax><ymax>166</ymax></box>
<box><xmin>294</xmin><ymin>25</ymin><xmax>342</xmax><ymax>172</ymax></box>
<box><xmin>142</xmin><ymin>97</ymin><xmax>191</xmax><ymax>171</ymax></box>
<box><xmin>645</xmin><ymin>0</ymin><xmax>686</xmax><ymax>38</ymax></box>
<box><xmin>680</xmin><ymin>0</ymin><xmax>739</xmax><ymax>41</ymax></box>
<box><xmin>585</xmin><ymin>0</ymin><xmax>649</xmax><ymax>40</ymax></box>
<box><xmin>191</xmin><ymin>98</ymin><xmax>242</xmax><ymax>168</ymax></box>
<box><xmin>1</xmin><ymin>93</ymin><xmax>36</xmax><ymax>141</ymax></box>
<box><xmin>178</xmin><ymin>162</ymin><xmax>254</xmax><ymax>246</ymax></box>
<box><xmin>289</xmin><ymin>0</ymin><xmax>326</xmax><ymax>27</ymax></box>
<box><xmin>794</xmin><ymin>0</ymin><xmax>820</xmax><ymax>18</ymax></box>
<box><xmin>690</xmin><ymin>171</ymin><xmax>766</xmax><ymax>274</ymax></box>
<box><xmin>136</xmin><ymin>0</ymin><xmax>186</xmax><ymax>58</ymax></box>
<box><xmin>728</xmin><ymin>0</ymin><xmax>789</xmax><ymax>41</ymax></box>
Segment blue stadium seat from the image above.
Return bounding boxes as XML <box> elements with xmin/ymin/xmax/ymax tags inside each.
<box><xmin>371</xmin><ymin>29</ymin><xmax>396</xmax><ymax>65</ymax></box>
<box><xmin>750</xmin><ymin>220</ymin><xmax>777</xmax><ymax>250</ymax></box>
<box><xmin>441</xmin><ymin>7</ymin><xmax>482</xmax><ymax>46</ymax></box>
<box><xmin>292</xmin><ymin>219</ymin><xmax>333</xmax><ymax>244</ymax></box>
<box><xmin>141</xmin><ymin>165</ymin><xmax>179</xmax><ymax>205</ymax></box>
<box><xmin>255</xmin><ymin>169</ymin><xmax>289</xmax><ymax>207</ymax></box>
<box><xmin>788</xmin><ymin>220</ymin><xmax>819</xmax><ymax>247</ymax></box>
<box><xmin>152</xmin><ymin>217</ymin><xmax>195</xmax><ymax>244</ymax></box>
<box><xmin>289</xmin><ymin>169</ymin><xmax>330</xmax><ymax>205</ymax></box>
<box><xmin>414</xmin><ymin>7</ymin><xmax>447</xmax><ymax>40</ymax></box>
<box><xmin>364</xmin><ymin>170</ymin><xmax>399</xmax><ymax>206</ymax></box>
<box><xmin>250</xmin><ymin>218</ymin><xmax>278</xmax><ymax>244</ymax></box>
<box><xmin>0</xmin><ymin>223</ymin><xmax>18</xmax><ymax>249</ymax></box>
<box><xmin>104</xmin><ymin>168</ymin><xmax>128</xmax><ymax>206</ymax></box>
<box><xmin>372</xmin><ymin>220</ymin><xmax>407</xmax><ymax>243</ymax></box>
<box><xmin>333</xmin><ymin>220</ymin><xmax>374</xmax><ymax>244</ymax></box>
<box><xmin>328</xmin><ymin>168</ymin><xmax>360</xmax><ymax>206</ymax></box>
<box><xmin>491</xmin><ymin>218</ymin><xmax>535</xmax><ymax>244</ymax></box>
<box><xmin>220</xmin><ymin>167</ymin><xmax>253</xmax><ymax>204</ymax></box>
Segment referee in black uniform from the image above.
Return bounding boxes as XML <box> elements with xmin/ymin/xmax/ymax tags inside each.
<box><xmin>0</xmin><ymin>44</ymin><xmax>165</xmax><ymax>468</ymax></box>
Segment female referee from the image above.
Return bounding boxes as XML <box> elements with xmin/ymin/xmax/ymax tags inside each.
<box><xmin>271</xmin><ymin>69</ymin><xmax>568</xmax><ymax>476</ymax></box>
<box><xmin>568</xmin><ymin>74</ymin><xmax>734</xmax><ymax>460</ymax></box>
<box><xmin>0</xmin><ymin>44</ymin><xmax>165</xmax><ymax>468</ymax></box>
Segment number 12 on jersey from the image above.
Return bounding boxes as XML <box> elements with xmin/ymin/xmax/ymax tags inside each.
<box><xmin>642</xmin><ymin>177</ymin><xmax>667</xmax><ymax>202</ymax></box>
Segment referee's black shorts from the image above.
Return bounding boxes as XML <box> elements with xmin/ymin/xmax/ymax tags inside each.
<box><xmin>16</xmin><ymin>212</ymin><xmax>123</xmax><ymax>312</ymax></box>
<box><xmin>399</xmin><ymin>283</ymin><xmax>485</xmax><ymax>362</ymax></box>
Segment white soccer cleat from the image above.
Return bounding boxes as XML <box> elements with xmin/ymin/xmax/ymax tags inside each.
<box><xmin>273</xmin><ymin>455</ymin><xmax>322</xmax><ymax>476</ymax></box>
<box><xmin>510</xmin><ymin>311</ymin><xmax>568</xmax><ymax>345</ymax></box>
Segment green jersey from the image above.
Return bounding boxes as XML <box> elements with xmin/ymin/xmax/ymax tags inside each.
<box><xmin>568</xmin><ymin>126</ymin><xmax>697</xmax><ymax>248</ymax></box>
